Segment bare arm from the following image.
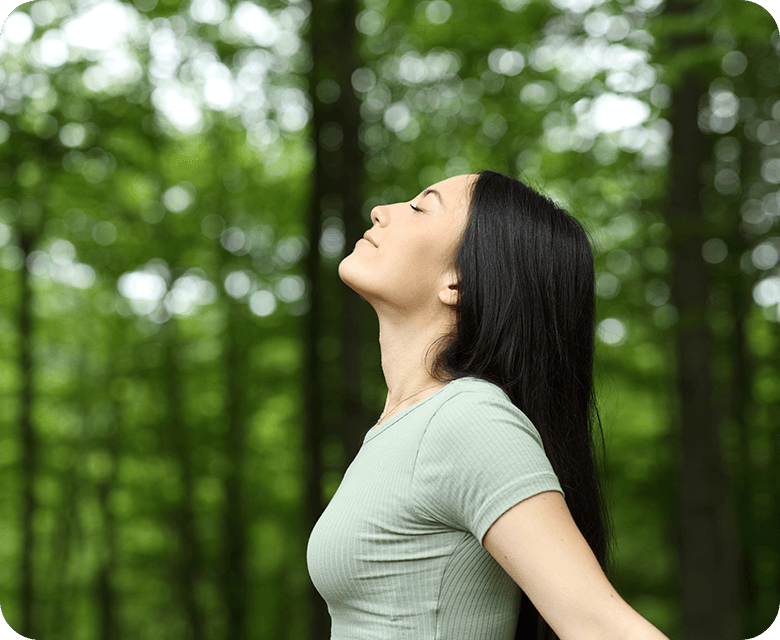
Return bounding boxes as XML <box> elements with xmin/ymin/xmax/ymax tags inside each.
<box><xmin>482</xmin><ymin>491</ymin><xmax>670</xmax><ymax>640</ymax></box>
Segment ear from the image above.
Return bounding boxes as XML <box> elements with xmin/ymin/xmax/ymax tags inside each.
<box><xmin>439</xmin><ymin>281</ymin><xmax>459</xmax><ymax>307</ymax></box>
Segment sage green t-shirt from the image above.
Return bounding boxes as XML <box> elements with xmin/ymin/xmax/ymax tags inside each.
<box><xmin>306</xmin><ymin>376</ymin><xmax>564</xmax><ymax>640</ymax></box>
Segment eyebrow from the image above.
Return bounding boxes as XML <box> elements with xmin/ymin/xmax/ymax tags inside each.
<box><xmin>421</xmin><ymin>188</ymin><xmax>444</xmax><ymax>207</ymax></box>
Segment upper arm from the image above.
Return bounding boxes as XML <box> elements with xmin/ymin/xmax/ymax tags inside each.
<box><xmin>482</xmin><ymin>491</ymin><xmax>669</xmax><ymax>640</ymax></box>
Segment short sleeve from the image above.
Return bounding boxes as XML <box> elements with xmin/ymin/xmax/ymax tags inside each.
<box><xmin>411</xmin><ymin>389</ymin><xmax>564</xmax><ymax>544</ymax></box>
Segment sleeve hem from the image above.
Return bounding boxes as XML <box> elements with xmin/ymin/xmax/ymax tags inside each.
<box><xmin>474</xmin><ymin>472</ymin><xmax>565</xmax><ymax>544</ymax></box>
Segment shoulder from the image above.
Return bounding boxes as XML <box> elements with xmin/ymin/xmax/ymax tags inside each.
<box><xmin>427</xmin><ymin>378</ymin><xmax>544</xmax><ymax>449</ymax></box>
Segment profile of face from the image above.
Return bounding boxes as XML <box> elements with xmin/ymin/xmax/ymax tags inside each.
<box><xmin>338</xmin><ymin>174</ymin><xmax>479</xmax><ymax>317</ymax></box>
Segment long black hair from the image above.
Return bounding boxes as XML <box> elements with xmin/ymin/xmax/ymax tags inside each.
<box><xmin>426</xmin><ymin>170</ymin><xmax>613</xmax><ymax>640</ymax></box>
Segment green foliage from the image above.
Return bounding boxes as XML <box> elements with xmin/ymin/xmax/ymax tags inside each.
<box><xmin>0</xmin><ymin>0</ymin><xmax>778</xmax><ymax>638</ymax></box>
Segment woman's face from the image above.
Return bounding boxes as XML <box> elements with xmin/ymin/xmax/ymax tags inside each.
<box><xmin>339</xmin><ymin>173</ymin><xmax>478</xmax><ymax>314</ymax></box>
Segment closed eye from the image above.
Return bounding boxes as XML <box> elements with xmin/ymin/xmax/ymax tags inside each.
<box><xmin>410</xmin><ymin>203</ymin><xmax>423</xmax><ymax>212</ymax></box>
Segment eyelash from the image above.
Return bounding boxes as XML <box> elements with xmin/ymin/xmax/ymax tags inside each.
<box><xmin>410</xmin><ymin>204</ymin><xmax>423</xmax><ymax>213</ymax></box>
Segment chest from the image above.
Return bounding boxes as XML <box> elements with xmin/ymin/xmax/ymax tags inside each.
<box><xmin>306</xmin><ymin>428</ymin><xmax>460</xmax><ymax>602</ymax></box>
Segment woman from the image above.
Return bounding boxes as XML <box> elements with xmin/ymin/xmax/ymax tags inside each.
<box><xmin>307</xmin><ymin>170</ymin><xmax>670</xmax><ymax>640</ymax></box>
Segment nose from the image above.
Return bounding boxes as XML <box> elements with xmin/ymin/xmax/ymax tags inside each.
<box><xmin>370</xmin><ymin>205</ymin><xmax>383</xmax><ymax>227</ymax></box>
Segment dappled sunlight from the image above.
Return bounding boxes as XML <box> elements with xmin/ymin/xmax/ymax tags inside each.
<box><xmin>0</xmin><ymin>0</ymin><xmax>779</xmax><ymax>638</ymax></box>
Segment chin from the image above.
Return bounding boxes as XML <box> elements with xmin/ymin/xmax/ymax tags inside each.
<box><xmin>338</xmin><ymin>255</ymin><xmax>359</xmax><ymax>286</ymax></box>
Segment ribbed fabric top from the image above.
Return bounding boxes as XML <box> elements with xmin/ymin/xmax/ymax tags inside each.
<box><xmin>306</xmin><ymin>375</ymin><xmax>564</xmax><ymax>640</ymax></box>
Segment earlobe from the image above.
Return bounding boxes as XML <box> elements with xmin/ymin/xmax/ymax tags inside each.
<box><xmin>440</xmin><ymin>283</ymin><xmax>459</xmax><ymax>307</ymax></box>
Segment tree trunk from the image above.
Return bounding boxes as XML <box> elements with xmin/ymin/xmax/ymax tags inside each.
<box><xmin>664</xmin><ymin>53</ymin><xmax>741</xmax><ymax>640</ymax></box>
<box><xmin>204</xmin><ymin>125</ymin><xmax>250</xmax><ymax>640</ymax></box>
<box><xmin>302</xmin><ymin>1</ymin><xmax>365</xmax><ymax>633</ymax></box>
<box><xmin>336</xmin><ymin>0</ymin><xmax>367</xmax><ymax>469</ymax></box>
<box><xmin>222</xmin><ymin>296</ymin><xmax>247</xmax><ymax>640</ymax></box>
<box><xmin>17</xmin><ymin>229</ymin><xmax>37</xmax><ymax>639</ymax></box>
<box><xmin>96</xmin><ymin>325</ymin><xmax>123</xmax><ymax>640</ymax></box>
<box><xmin>727</xmin><ymin>78</ymin><xmax>759</xmax><ymax>635</ymax></box>
<box><xmin>735</xmin><ymin>34</ymin><xmax>780</xmax><ymax>635</ymax></box>
<box><xmin>162</xmin><ymin>318</ymin><xmax>203</xmax><ymax>640</ymax></box>
<box><xmin>303</xmin><ymin>3</ymin><xmax>327</xmax><ymax>634</ymax></box>
<box><xmin>46</xmin><ymin>451</ymin><xmax>78</xmax><ymax>638</ymax></box>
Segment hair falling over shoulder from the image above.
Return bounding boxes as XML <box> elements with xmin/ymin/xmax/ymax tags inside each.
<box><xmin>426</xmin><ymin>169</ymin><xmax>612</xmax><ymax>640</ymax></box>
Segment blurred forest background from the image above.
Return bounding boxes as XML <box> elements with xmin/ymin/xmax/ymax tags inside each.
<box><xmin>0</xmin><ymin>0</ymin><xmax>779</xmax><ymax>638</ymax></box>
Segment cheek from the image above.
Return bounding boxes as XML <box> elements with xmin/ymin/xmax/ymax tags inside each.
<box><xmin>394</xmin><ymin>242</ymin><xmax>447</xmax><ymax>287</ymax></box>
<box><xmin>384</xmin><ymin>226</ymin><xmax>451</xmax><ymax>275</ymax></box>
<box><xmin>396</xmin><ymin>236</ymin><xmax>437</xmax><ymax>265</ymax></box>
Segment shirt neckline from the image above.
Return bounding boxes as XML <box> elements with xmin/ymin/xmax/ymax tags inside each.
<box><xmin>363</xmin><ymin>377</ymin><xmax>472</xmax><ymax>443</ymax></box>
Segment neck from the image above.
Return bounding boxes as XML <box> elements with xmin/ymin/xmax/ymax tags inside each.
<box><xmin>376</xmin><ymin>312</ymin><xmax>454</xmax><ymax>417</ymax></box>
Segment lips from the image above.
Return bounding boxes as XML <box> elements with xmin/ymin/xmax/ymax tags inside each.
<box><xmin>363</xmin><ymin>232</ymin><xmax>377</xmax><ymax>247</ymax></box>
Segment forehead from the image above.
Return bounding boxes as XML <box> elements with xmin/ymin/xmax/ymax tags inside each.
<box><xmin>426</xmin><ymin>174</ymin><xmax>479</xmax><ymax>211</ymax></box>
